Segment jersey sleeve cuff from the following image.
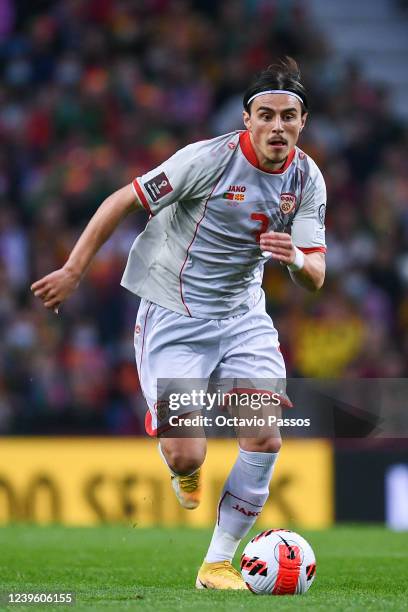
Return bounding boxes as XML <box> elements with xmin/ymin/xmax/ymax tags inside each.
<box><xmin>132</xmin><ymin>179</ymin><xmax>153</xmax><ymax>215</ymax></box>
<box><xmin>298</xmin><ymin>246</ymin><xmax>327</xmax><ymax>254</ymax></box>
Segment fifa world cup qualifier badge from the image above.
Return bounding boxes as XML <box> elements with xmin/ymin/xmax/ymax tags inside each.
<box><xmin>280</xmin><ymin>193</ymin><xmax>296</xmax><ymax>215</ymax></box>
<box><xmin>144</xmin><ymin>172</ymin><xmax>173</xmax><ymax>202</ymax></box>
<box><xmin>318</xmin><ymin>204</ymin><xmax>326</xmax><ymax>228</ymax></box>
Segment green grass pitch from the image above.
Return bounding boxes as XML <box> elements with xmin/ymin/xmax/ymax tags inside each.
<box><xmin>1</xmin><ymin>526</ymin><xmax>407</xmax><ymax>611</ymax></box>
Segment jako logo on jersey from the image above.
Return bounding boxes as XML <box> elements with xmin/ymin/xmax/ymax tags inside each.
<box><xmin>228</xmin><ymin>185</ymin><xmax>246</xmax><ymax>192</ymax></box>
<box><xmin>280</xmin><ymin>192</ymin><xmax>296</xmax><ymax>214</ymax></box>
<box><xmin>223</xmin><ymin>185</ymin><xmax>246</xmax><ymax>202</ymax></box>
<box><xmin>232</xmin><ymin>503</ymin><xmax>260</xmax><ymax>517</ymax></box>
<box><xmin>144</xmin><ymin>172</ymin><xmax>173</xmax><ymax>202</ymax></box>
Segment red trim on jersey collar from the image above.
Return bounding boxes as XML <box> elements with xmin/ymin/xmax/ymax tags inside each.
<box><xmin>239</xmin><ymin>130</ymin><xmax>295</xmax><ymax>174</ymax></box>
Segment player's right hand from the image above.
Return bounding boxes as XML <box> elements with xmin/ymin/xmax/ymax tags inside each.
<box><xmin>30</xmin><ymin>266</ymin><xmax>80</xmax><ymax>312</ymax></box>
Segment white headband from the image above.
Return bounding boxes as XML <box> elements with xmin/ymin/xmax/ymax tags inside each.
<box><xmin>247</xmin><ymin>89</ymin><xmax>305</xmax><ymax>107</ymax></box>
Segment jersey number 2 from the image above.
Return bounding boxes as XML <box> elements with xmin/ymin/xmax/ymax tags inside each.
<box><xmin>251</xmin><ymin>213</ymin><xmax>269</xmax><ymax>243</ymax></box>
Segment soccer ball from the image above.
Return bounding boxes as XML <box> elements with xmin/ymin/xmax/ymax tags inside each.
<box><xmin>241</xmin><ymin>529</ymin><xmax>316</xmax><ymax>595</ymax></box>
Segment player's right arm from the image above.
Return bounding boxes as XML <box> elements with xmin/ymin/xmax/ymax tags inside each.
<box><xmin>32</xmin><ymin>133</ymin><xmax>237</xmax><ymax>311</ymax></box>
<box><xmin>31</xmin><ymin>184</ymin><xmax>141</xmax><ymax>311</ymax></box>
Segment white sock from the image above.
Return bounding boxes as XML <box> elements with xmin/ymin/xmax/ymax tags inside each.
<box><xmin>205</xmin><ymin>448</ymin><xmax>278</xmax><ymax>562</ymax></box>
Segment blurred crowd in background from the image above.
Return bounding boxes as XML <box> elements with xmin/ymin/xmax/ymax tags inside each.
<box><xmin>1</xmin><ymin>0</ymin><xmax>408</xmax><ymax>435</ymax></box>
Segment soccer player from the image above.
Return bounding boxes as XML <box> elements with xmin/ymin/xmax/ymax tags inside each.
<box><xmin>31</xmin><ymin>58</ymin><xmax>326</xmax><ymax>590</ymax></box>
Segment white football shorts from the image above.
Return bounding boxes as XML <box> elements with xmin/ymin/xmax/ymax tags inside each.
<box><xmin>134</xmin><ymin>293</ymin><xmax>286</xmax><ymax>435</ymax></box>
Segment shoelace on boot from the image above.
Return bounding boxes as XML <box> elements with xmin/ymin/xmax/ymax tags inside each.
<box><xmin>177</xmin><ymin>470</ymin><xmax>200</xmax><ymax>492</ymax></box>
<box><xmin>208</xmin><ymin>561</ymin><xmax>242</xmax><ymax>578</ymax></box>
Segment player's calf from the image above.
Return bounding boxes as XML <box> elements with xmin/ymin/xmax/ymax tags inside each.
<box><xmin>159</xmin><ymin>437</ymin><xmax>206</xmax><ymax>474</ymax></box>
<box><xmin>158</xmin><ymin>438</ymin><xmax>206</xmax><ymax>510</ymax></box>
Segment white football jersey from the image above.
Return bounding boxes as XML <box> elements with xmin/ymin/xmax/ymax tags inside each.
<box><xmin>121</xmin><ymin>130</ymin><xmax>326</xmax><ymax>319</ymax></box>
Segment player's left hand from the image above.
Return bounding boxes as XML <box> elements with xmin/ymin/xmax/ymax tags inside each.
<box><xmin>260</xmin><ymin>231</ymin><xmax>296</xmax><ymax>265</ymax></box>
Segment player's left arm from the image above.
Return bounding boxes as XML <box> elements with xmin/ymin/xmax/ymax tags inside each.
<box><xmin>260</xmin><ymin>232</ymin><xmax>325</xmax><ymax>291</ymax></box>
<box><xmin>290</xmin><ymin>250</ymin><xmax>325</xmax><ymax>291</ymax></box>
<box><xmin>260</xmin><ymin>164</ymin><xmax>327</xmax><ymax>292</ymax></box>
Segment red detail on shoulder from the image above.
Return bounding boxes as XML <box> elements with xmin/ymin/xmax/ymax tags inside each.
<box><xmin>272</xmin><ymin>544</ymin><xmax>301</xmax><ymax>595</ymax></box>
<box><xmin>178</xmin><ymin>175</ymin><xmax>223</xmax><ymax>317</ymax></box>
<box><xmin>239</xmin><ymin>131</ymin><xmax>295</xmax><ymax>174</ymax></box>
<box><xmin>298</xmin><ymin>246</ymin><xmax>327</xmax><ymax>254</ymax></box>
<box><xmin>133</xmin><ymin>179</ymin><xmax>153</xmax><ymax>215</ymax></box>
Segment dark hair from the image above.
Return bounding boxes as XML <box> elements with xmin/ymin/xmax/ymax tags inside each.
<box><xmin>243</xmin><ymin>57</ymin><xmax>308</xmax><ymax>114</ymax></box>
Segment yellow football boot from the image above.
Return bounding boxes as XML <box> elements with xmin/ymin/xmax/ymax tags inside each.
<box><xmin>171</xmin><ymin>468</ymin><xmax>202</xmax><ymax>509</ymax></box>
<box><xmin>195</xmin><ymin>560</ymin><xmax>247</xmax><ymax>590</ymax></box>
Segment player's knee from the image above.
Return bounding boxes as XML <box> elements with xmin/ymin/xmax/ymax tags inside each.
<box><xmin>161</xmin><ymin>444</ymin><xmax>206</xmax><ymax>475</ymax></box>
<box><xmin>240</xmin><ymin>437</ymin><xmax>282</xmax><ymax>453</ymax></box>
<box><xmin>263</xmin><ymin>437</ymin><xmax>282</xmax><ymax>453</ymax></box>
<box><xmin>167</xmin><ymin>451</ymin><xmax>204</xmax><ymax>475</ymax></box>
